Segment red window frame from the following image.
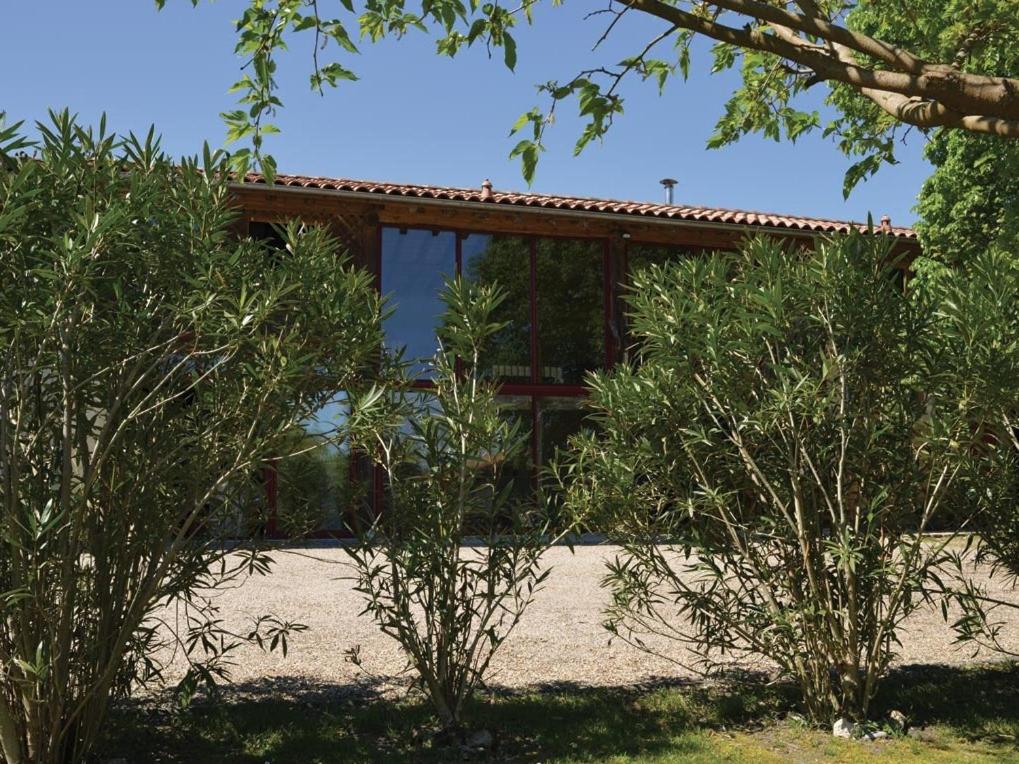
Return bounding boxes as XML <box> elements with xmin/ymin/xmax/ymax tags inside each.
<box><xmin>264</xmin><ymin>223</ymin><xmax>621</xmax><ymax>537</ymax></box>
<box><xmin>378</xmin><ymin>225</ymin><xmax>614</xmax><ymax>495</ymax></box>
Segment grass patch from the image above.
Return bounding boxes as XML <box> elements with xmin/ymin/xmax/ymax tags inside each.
<box><xmin>101</xmin><ymin>663</ymin><xmax>1019</xmax><ymax>763</ymax></box>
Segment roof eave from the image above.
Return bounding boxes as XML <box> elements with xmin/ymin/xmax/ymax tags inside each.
<box><xmin>228</xmin><ymin>181</ymin><xmax>918</xmax><ymax>242</ymax></box>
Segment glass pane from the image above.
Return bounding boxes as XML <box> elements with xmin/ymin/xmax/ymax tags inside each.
<box><xmin>535</xmin><ymin>238</ymin><xmax>605</xmax><ymax>385</ymax></box>
<box><xmin>493</xmin><ymin>395</ymin><xmax>534</xmax><ymax>507</ymax></box>
<box><xmin>397</xmin><ymin>390</ymin><xmax>441</xmax><ymax>472</ymax></box>
<box><xmin>375</xmin><ymin>392</ymin><xmax>533</xmax><ymax>530</ymax></box>
<box><xmin>460</xmin><ymin>395</ymin><xmax>535</xmax><ymax>532</ymax></box>
<box><xmin>275</xmin><ymin>393</ymin><xmax>352</xmax><ymax>534</ymax></box>
<box><xmin>626</xmin><ymin>243</ymin><xmax>692</xmax><ymax>278</ymax></box>
<box><xmin>622</xmin><ymin>244</ymin><xmax>699</xmax><ymax>362</ymax></box>
<box><xmin>536</xmin><ymin>396</ymin><xmax>590</xmax><ymax>468</ymax></box>
<box><xmin>381</xmin><ymin>227</ymin><xmax>456</xmax><ymax>379</ymax></box>
<box><xmin>462</xmin><ymin>234</ymin><xmax>533</xmax><ymax>384</ymax></box>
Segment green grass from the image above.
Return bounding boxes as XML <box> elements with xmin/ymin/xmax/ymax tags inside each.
<box><xmin>101</xmin><ymin>663</ymin><xmax>1019</xmax><ymax>763</ymax></box>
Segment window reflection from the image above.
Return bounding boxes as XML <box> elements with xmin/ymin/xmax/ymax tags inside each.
<box><xmin>371</xmin><ymin>392</ymin><xmax>534</xmax><ymax>532</ymax></box>
<box><xmin>349</xmin><ymin>226</ymin><xmax>612</xmax><ymax>529</ymax></box>
<box><xmin>626</xmin><ymin>243</ymin><xmax>694</xmax><ymax>277</ymax></box>
<box><xmin>535</xmin><ymin>238</ymin><xmax>605</xmax><ymax>385</ymax></box>
<box><xmin>381</xmin><ymin>228</ymin><xmax>456</xmax><ymax>378</ymax></box>
<box><xmin>462</xmin><ymin>234</ymin><xmax>532</xmax><ymax>383</ymax></box>
<box><xmin>275</xmin><ymin>393</ymin><xmax>352</xmax><ymax>534</ymax></box>
<box><xmin>462</xmin><ymin>395</ymin><xmax>535</xmax><ymax>532</ymax></box>
<box><xmin>536</xmin><ymin>396</ymin><xmax>590</xmax><ymax>468</ymax></box>
<box><xmin>397</xmin><ymin>389</ymin><xmax>441</xmax><ymax>463</ymax></box>
<box><xmin>623</xmin><ymin>244</ymin><xmax>699</xmax><ymax>362</ymax></box>
<box><xmin>396</xmin><ymin>391</ymin><xmax>531</xmax><ymax>498</ymax></box>
<box><xmin>493</xmin><ymin>395</ymin><xmax>535</xmax><ymax>505</ymax></box>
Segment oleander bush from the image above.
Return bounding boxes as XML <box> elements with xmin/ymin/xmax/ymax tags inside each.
<box><xmin>926</xmin><ymin>251</ymin><xmax>1019</xmax><ymax>579</ymax></box>
<box><xmin>559</xmin><ymin>234</ymin><xmax>998</xmax><ymax>723</ymax></box>
<box><xmin>344</xmin><ymin>279</ymin><xmax>555</xmax><ymax>735</ymax></box>
<box><xmin>0</xmin><ymin>111</ymin><xmax>383</xmax><ymax>763</ymax></box>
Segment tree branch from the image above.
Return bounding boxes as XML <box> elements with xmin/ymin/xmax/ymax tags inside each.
<box><xmin>707</xmin><ymin>0</ymin><xmax>930</xmax><ymax>75</ymax></box>
<box><xmin>624</xmin><ymin>0</ymin><xmax>1019</xmax><ymax>136</ymax></box>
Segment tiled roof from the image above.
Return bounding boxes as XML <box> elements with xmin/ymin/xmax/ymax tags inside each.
<box><xmin>240</xmin><ymin>173</ymin><xmax>917</xmax><ymax>240</ymax></box>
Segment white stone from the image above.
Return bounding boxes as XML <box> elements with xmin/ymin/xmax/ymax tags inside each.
<box><xmin>888</xmin><ymin>709</ymin><xmax>908</xmax><ymax>731</ymax></box>
<box><xmin>833</xmin><ymin>717</ymin><xmax>856</xmax><ymax>738</ymax></box>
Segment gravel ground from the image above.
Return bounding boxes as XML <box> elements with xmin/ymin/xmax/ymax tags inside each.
<box><xmin>154</xmin><ymin>544</ymin><xmax>1019</xmax><ymax>695</ymax></box>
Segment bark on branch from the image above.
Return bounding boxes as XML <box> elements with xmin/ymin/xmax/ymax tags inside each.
<box><xmin>624</xmin><ymin>0</ymin><xmax>1019</xmax><ymax>138</ymax></box>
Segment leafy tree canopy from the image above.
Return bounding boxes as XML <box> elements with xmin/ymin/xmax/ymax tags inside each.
<box><xmin>916</xmin><ymin>131</ymin><xmax>1019</xmax><ymax>262</ymax></box>
<box><xmin>161</xmin><ymin>0</ymin><xmax>1019</xmax><ymax>196</ymax></box>
<box><xmin>885</xmin><ymin>3</ymin><xmax>1019</xmax><ymax>261</ymax></box>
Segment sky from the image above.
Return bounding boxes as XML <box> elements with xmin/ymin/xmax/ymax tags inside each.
<box><xmin>3</xmin><ymin>1</ymin><xmax>931</xmax><ymax>226</ymax></box>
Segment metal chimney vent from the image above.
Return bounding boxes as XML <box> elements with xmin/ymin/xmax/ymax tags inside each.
<box><xmin>660</xmin><ymin>178</ymin><xmax>678</xmax><ymax>205</ymax></box>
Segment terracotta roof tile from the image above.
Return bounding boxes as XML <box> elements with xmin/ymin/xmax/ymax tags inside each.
<box><xmin>240</xmin><ymin>173</ymin><xmax>917</xmax><ymax>240</ymax></box>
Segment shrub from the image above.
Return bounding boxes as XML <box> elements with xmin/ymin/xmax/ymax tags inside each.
<box><xmin>560</xmin><ymin>234</ymin><xmax>993</xmax><ymax>723</ymax></box>
<box><xmin>0</xmin><ymin>112</ymin><xmax>382</xmax><ymax>762</ymax></box>
<box><xmin>927</xmin><ymin>251</ymin><xmax>1019</xmax><ymax>577</ymax></box>
<box><xmin>344</xmin><ymin>279</ymin><xmax>554</xmax><ymax>734</ymax></box>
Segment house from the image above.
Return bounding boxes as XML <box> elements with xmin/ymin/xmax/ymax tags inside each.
<box><xmin>229</xmin><ymin>174</ymin><xmax>919</xmax><ymax>536</ymax></box>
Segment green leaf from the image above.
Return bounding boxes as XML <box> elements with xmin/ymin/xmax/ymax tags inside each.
<box><xmin>503</xmin><ymin>31</ymin><xmax>517</xmax><ymax>71</ymax></box>
<box><xmin>259</xmin><ymin>153</ymin><xmax>278</xmax><ymax>185</ymax></box>
<box><xmin>508</xmin><ymin>139</ymin><xmax>541</xmax><ymax>184</ymax></box>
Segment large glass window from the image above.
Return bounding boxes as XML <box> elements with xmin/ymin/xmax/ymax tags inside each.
<box><xmin>372</xmin><ymin>392</ymin><xmax>534</xmax><ymax>532</ymax></box>
<box><xmin>262</xmin><ymin>225</ymin><xmax>738</xmax><ymax>535</ymax></box>
<box><xmin>626</xmin><ymin>243</ymin><xmax>694</xmax><ymax>277</ymax></box>
<box><xmin>621</xmin><ymin>244</ymin><xmax>703</xmax><ymax>361</ymax></box>
<box><xmin>338</xmin><ymin>226</ymin><xmax>613</xmax><ymax>530</ymax></box>
<box><xmin>462</xmin><ymin>234</ymin><xmax>532</xmax><ymax>384</ymax></box>
<box><xmin>535</xmin><ymin>238</ymin><xmax>605</xmax><ymax>385</ymax></box>
<box><xmin>275</xmin><ymin>394</ymin><xmax>352</xmax><ymax>535</ymax></box>
<box><xmin>381</xmin><ymin>227</ymin><xmax>610</xmax><ymax>386</ymax></box>
<box><xmin>381</xmin><ymin>228</ymin><xmax>456</xmax><ymax>378</ymax></box>
<box><xmin>493</xmin><ymin>395</ymin><xmax>536</xmax><ymax>506</ymax></box>
<box><xmin>250</xmin><ymin>222</ymin><xmax>354</xmax><ymax>537</ymax></box>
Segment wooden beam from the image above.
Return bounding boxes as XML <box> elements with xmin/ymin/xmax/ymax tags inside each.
<box><xmin>228</xmin><ymin>185</ymin><xmax>921</xmax><ymax>256</ymax></box>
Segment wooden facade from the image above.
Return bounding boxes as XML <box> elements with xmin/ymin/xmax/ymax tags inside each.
<box><xmin>229</xmin><ymin>178</ymin><xmax>920</xmax><ymax>537</ymax></box>
<box><xmin>230</xmin><ymin>181</ymin><xmax>919</xmax><ymax>266</ymax></box>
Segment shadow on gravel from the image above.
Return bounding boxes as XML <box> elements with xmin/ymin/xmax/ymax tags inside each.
<box><xmin>100</xmin><ymin>663</ymin><xmax>1019</xmax><ymax>763</ymax></box>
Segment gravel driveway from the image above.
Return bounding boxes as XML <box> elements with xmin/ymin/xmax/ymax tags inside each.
<box><xmin>156</xmin><ymin>544</ymin><xmax>1019</xmax><ymax>694</ymax></box>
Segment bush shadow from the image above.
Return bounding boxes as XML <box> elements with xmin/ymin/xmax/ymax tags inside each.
<box><xmin>101</xmin><ymin>662</ymin><xmax>1019</xmax><ymax>762</ymax></box>
<box><xmin>873</xmin><ymin>661</ymin><xmax>1019</xmax><ymax>741</ymax></box>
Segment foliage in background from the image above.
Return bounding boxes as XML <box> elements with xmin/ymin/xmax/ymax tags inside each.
<box><xmin>914</xmin><ymin>132</ymin><xmax>1019</xmax><ymax>265</ymax></box>
<box><xmin>838</xmin><ymin>2</ymin><xmax>1019</xmax><ymax>253</ymax></box>
<box><xmin>0</xmin><ymin>112</ymin><xmax>383</xmax><ymax>763</ymax></box>
<box><xmin>343</xmin><ymin>279</ymin><xmax>556</xmax><ymax>734</ymax></box>
<box><xmin>274</xmin><ymin>427</ymin><xmax>352</xmax><ymax>536</ymax></box>
<box><xmin>161</xmin><ymin>1</ymin><xmax>1019</xmax><ymax>191</ymax></box>
<box><xmin>926</xmin><ymin>251</ymin><xmax>1019</xmax><ymax>586</ymax></box>
<box><xmin>558</xmin><ymin>234</ymin><xmax>994</xmax><ymax>724</ymax></box>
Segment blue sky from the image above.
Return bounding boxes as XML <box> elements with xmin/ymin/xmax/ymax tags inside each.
<box><xmin>4</xmin><ymin>1</ymin><xmax>930</xmax><ymax>225</ymax></box>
